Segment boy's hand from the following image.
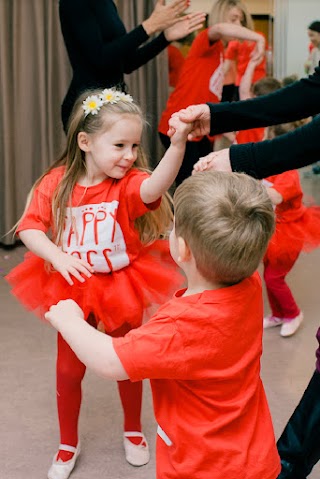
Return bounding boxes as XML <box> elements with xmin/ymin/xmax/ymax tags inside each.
<box><xmin>51</xmin><ymin>250</ymin><xmax>94</xmax><ymax>285</ymax></box>
<box><xmin>45</xmin><ymin>299</ymin><xmax>84</xmax><ymax>329</ymax></box>
<box><xmin>193</xmin><ymin>149</ymin><xmax>232</xmax><ymax>174</ymax></box>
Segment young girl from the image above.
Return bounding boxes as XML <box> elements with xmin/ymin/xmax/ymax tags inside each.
<box><xmin>158</xmin><ymin>0</ymin><xmax>265</xmax><ymax>187</ymax></box>
<box><xmin>262</xmin><ymin>122</ymin><xmax>320</xmax><ymax>337</ymax></box>
<box><xmin>6</xmin><ymin>88</ymin><xmax>189</xmax><ymax>479</ymax></box>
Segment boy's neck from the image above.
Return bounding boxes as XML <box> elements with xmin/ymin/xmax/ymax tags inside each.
<box><xmin>182</xmin><ymin>269</ymin><xmax>224</xmax><ymax>297</ymax></box>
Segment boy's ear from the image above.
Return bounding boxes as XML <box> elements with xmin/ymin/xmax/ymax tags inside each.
<box><xmin>177</xmin><ymin>237</ymin><xmax>192</xmax><ymax>263</ymax></box>
<box><xmin>77</xmin><ymin>131</ymin><xmax>90</xmax><ymax>152</ymax></box>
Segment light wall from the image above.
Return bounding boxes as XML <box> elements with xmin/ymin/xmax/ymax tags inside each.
<box><xmin>187</xmin><ymin>0</ymin><xmax>274</xmax><ymax>14</ymax></box>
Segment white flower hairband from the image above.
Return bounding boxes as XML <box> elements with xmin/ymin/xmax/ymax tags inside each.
<box><xmin>82</xmin><ymin>88</ymin><xmax>134</xmax><ymax>117</ymax></box>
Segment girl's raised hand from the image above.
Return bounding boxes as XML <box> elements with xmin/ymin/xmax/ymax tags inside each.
<box><xmin>51</xmin><ymin>251</ymin><xmax>94</xmax><ymax>286</ymax></box>
<box><xmin>168</xmin><ymin>112</ymin><xmax>192</xmax><ymax>145</ymax></box>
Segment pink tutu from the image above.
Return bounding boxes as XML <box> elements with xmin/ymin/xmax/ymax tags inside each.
<box><xmin>6</xmin><ymin>240</ymin><xmax>185</xmax><ymax>332</ymax></box>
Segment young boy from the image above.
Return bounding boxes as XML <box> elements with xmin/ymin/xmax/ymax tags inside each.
<box><xmin>45</xmin><ymin>171</ymin><xmax>281</xmax><ymax>479</ymax></box>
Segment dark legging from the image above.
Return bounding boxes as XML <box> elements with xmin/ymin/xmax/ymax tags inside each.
<box><xmin>159</xmin><ymin>132</ymin><xmax>213</xmax><ymax>187</ymax></box>
<box><xmin>56</xmin><ymin>320</ymin><xmax>142</xmax><ymax>447</ymax></box>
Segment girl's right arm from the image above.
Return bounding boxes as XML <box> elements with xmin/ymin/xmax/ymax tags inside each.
<box><xmin>19</xmin><ymin>229</ymin><xmax>93</xmax><ymax>285</ymax></box>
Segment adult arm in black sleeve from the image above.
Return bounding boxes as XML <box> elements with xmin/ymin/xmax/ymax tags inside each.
<box><xmin>208</xmin><ymin>65</ymin><xmax>320</xmax><ymax>135</ymax></box>
<box><xmin>60</xmin><ymin>0</ymin><xmax>167</xmax><ymax>76</ymax></box>
<box><xmin>229</xmin><ymin>115</ymin><xmax>320</xmax><ymax>179</ymax></box>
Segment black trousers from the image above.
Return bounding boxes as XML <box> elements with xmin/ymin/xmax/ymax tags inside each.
<box><xmin>277</xmin><ymin>370</ymin><xmax>320</xmax><ymax>479</ymax></box>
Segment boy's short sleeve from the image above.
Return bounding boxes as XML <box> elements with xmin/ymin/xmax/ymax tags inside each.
<box><xmin>113</xmin><ymin>314</ymin><xmax>187</xmax><ymax>382</ymax></box>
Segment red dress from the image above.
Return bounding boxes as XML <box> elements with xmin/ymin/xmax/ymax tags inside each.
<box><xmin>263</xmin><ymin>171</ymin><xmax>320</xmax><ymax>267</ymax></box>
<box><xmin>6</xmin><ymin>167</ymin><xmax>184</xmax><ymax>332</ymax></box>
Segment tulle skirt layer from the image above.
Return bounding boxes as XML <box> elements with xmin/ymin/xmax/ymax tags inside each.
<box><xmin>6</xmin><ymin>240</ymin><xmax>185</xmax><ymax>332</ymax></box>
<box><xmin>265</xmin><ymin>207</ymin><xmax>320</xmax><ymax>267</ymax></box>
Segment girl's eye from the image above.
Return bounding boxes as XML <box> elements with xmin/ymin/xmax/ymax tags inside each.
<box><xmin>115</xmin><ymin>144</ymin><xmax>124</xmax><ymax>148</ymax></box>
<box><xmin>133</xmin><ymin>144</ymin><xmax>139</xmax><ymax>149</ymax></box>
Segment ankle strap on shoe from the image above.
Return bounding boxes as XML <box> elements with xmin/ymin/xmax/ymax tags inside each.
<box><xmin>124</xmin><ymin>432</ymin><xmax>145</xmax><ymax>439</ymax></box>
<box><xmin>58</xmin><ymin>444</ymin><xmax>78</xmax><ymax>453</ymax></box>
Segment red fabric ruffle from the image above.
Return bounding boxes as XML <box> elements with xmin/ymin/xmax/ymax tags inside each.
<box><xmin>6</xmin><ymin>240</ymin><xmax>185</xmax><ymax>332</ymax></box>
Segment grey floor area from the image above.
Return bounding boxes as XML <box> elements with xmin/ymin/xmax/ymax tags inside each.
<box><xmin>1</xmin><ymin>168</ymin><xmax>320</xmax><ymax>479</ymax></box>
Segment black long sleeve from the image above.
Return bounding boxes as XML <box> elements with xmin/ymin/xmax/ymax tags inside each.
<box><xmin>206</xmin><ymin>65</ymin><xmax>320</xmax><ymax>178</ymax></box>
<box><xmin>229</xmin><ymin>115</ymin><xmax>320</xmax><ymax>179</ymax></box>
<box><xmin>59</xmin><ymin>0</ymin><xmax>170</xmax><ymax>128</ymax></box>
<box><xmin>208</xmin><ymin>65</ymin><xmax>320</xmax><ymax>134</ymax></box>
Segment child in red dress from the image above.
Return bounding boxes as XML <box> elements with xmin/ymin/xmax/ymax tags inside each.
<box><xmin>262</xmin><ymin>122</ymin><xmax>320</xmax><ymax>336</ymax></box>
<box><xmin>45</xmin><ymin>170</ymin><xmax>280</xmax><ymax>479</ymax></box>
<box><xmin>6</xmin><ymin>88</ymin><xmax>190</xmax><ymax>479</ymax></box>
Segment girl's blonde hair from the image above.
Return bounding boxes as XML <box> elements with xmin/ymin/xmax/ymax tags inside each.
<box><xmin>18</xmin><ymin>89</ymin><xmax>173</xmax><ymax>246</ymax></box>
<box><xmin>208</xmin><ymin>0</ymin><xmax>254</xmax><ymax>29</ymax></box>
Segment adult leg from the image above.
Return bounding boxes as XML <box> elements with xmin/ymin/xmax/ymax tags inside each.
<box><xmin>277</xmin><ymin>370</ymin><xmax>320</xmax><ymax>479</ymax></box>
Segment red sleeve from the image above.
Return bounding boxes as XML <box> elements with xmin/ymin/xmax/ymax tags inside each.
<box><xmin>113</xmin><ymin>314</ymin><xmax>186</xmax><ymax>381</ymax></box>
<box><xmin>188</xmin><ymin>29</ymin><xmax>221</xmax><ymax>59</ymax></box>
<box><xmin>16</xmin><ymin>169</ymin><xmax>63</xmax><ymax>234</ymax></box>
<box><xmin>268</xmin><ymin>171</ymin><xmax>302</xmax><ymax>202</ymax></box>
<box><xmin>124</xmin><ymin>170</ymin><xmax>161</xmax><ymax>221</ymax></box>
<box><xmin>225</xmin><ymin>40</ymin><xmax>239</xmax><ymax>61</ymax></box>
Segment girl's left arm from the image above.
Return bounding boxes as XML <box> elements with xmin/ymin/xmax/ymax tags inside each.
<box><xmin>140</xmin><ymin>119</ymin><xmax>190</xmax><ymax>204</ymax></box>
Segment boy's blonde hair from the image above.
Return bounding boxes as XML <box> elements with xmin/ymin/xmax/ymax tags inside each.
<box><xmin>174</xmin><ymin>171</ymin><xmax>275</xmax><ymax>285</ymax></box>
<box><xmin>18</xmin><ymin>89</ymin><xmax>173</xmax><ymax>246</ymax></box>
<box><xmin>209</xmin><ymin>0</ymin><xmax>254</xmax><ymax>29</ymax></box>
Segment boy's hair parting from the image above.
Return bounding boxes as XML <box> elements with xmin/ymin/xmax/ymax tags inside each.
<box><xmin>173</xmin><ymin>171</ymin><xmax>275</xmax><ymax>285</ymax></box>
<box><xmin>209</xmin><ymin>0</ymin><xmax>254</xmax><ymax>29</ymax></box>
<box><xmin>16</xmin><ymin>89</ymin><xmax>173</xmax><ymax>246</ymax></box>
<box><xmin>252</xmin><ymin>77</ymin><xmax>282</xmax><ymax>97</ymax></box>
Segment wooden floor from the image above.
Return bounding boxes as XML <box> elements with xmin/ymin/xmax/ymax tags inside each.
<box><xmin>1</xmin><ymin>168</ymin><xmax>320</xmax><ymax>479</ymax></box>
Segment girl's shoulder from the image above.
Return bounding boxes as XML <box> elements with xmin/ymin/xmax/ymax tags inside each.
<box><xmin>37</xmin><ymin>166</ymin><xmax>66</xmax><ymax>194</ymax></box>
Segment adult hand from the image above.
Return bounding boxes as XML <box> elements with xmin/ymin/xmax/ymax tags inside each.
<box><xmin>164</xmin><ymin>12</ymin><xmax>206</xmax><ymax>42</ymax></box>
<box><xmin>192</xmin><ymin>149</ymin><xmax>232</xmax><ymax>174</ymax></box>
<box><xmin>168</xmin><ymin>104</ymin><xmax>211</xmax><ymax>140</ymax></box>
<box><xmin>45</xmin><ymin>299</ymin><xmax>84</xmax><ymax>330</ymax></box>
<box><xmin>143</xmin><ymin>0</ymin><xmax>190</xmax><ymax>36</ymax></box>
<box><xmin>51</xmin><ymin>250</ymin><xmax>93</xmax><ymax>286</ymax></box>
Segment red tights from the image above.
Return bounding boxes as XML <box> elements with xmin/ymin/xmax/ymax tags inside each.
<box><xmin>263</xmin><ymin>256</ymin><xmax>300</xmax><ymax>319</ymax></box>
<box><xmin>56</xmin><ymin>321</ymin><xmax>142</xmax><ymax>449</ymax></box>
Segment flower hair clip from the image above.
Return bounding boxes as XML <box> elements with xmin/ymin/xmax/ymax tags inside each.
<box><xmin>82</xmin><ymin>88</ymin><xmax>134</xmax><ymax>117</ymax></box>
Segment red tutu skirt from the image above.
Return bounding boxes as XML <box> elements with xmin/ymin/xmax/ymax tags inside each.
<box><xmin>265</xmin><ymin>206</ymin><xmax>320</xmax><ymax>267</ymax></box>
<box><xmin>6</xmin><ymin>240</ymin><xmax>185</xmax><ymax>332</ymax></box>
